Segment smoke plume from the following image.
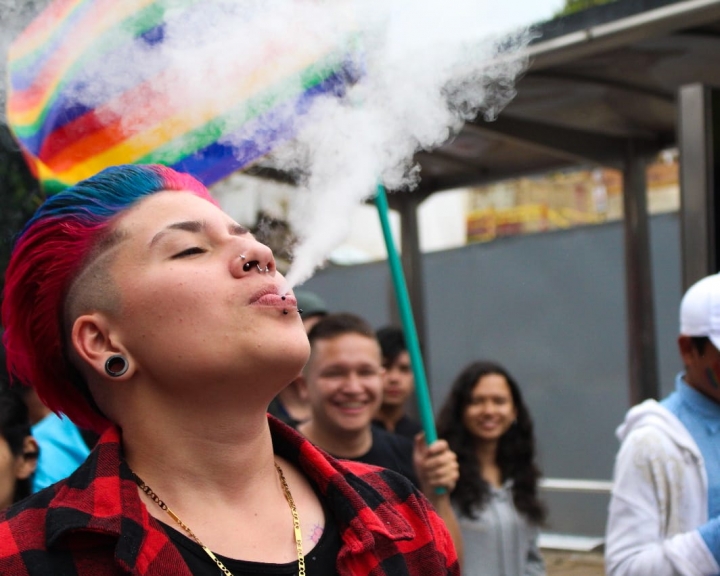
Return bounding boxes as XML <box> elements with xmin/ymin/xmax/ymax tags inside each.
<box><xmin>3</xmin><ymin>0</ymin><xmax>532</xmax><ymax>287</ymax></box>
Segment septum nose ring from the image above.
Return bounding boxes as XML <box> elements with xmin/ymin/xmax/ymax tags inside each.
<box><xmin>241</xmin><ymin>257</ymin><xmax>270</xmax><ymax>273</ymax></box>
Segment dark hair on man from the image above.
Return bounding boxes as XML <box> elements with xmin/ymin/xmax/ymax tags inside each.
<box><xmin>436</xmin><ymin>361</ymin><xmax>546</xmax><ymax>525</ymax></box>
<box><xmin>307</xmin><ymin>313</ymin><xmax>376</xmax><ymax>346</ymax></box>
<box><xmin>0</xmin><ymin>345</ymin><xmax>35</xmax><ymax>504</ymax></box>
<box><xmin>691</xmin><ymin>336</ymin><xmax>710</xmax><ymax>354</ymax></box>
<box><xmin>376</xmin><ymin>326</ymin><xmax>406</xmax><ymax>365</ymax></box>
<box><xmin>0</xmin><ymin>388</ymin><xmax>34</xmax><ymax>504</ymax></box>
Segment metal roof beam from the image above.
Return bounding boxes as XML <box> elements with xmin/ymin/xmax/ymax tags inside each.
<box><xmin>465</xmin><ymin>116</ymin><xmax>660</xmax><ymax>166</ymax></box>
<box><xmin>418</xmin><ymin>149</ymin><xmax>491</xmax><ymax>176</ymax></box>
<box><xmin>526</xmin><ymin>0</ymin><xmax>720</xmax><ymax>70</ymax></box>
<box><xmin>412</xmin><ymin>158</ymin><xmax>573</xmax><ymax>195</ymax></box>
<box><xmin>526</xmin><ymin>70</ymin><xmax>675</xmax><ymax>104</ymax></box>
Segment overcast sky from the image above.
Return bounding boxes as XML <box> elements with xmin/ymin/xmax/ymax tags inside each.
<box><xmin>482</xmin><ymin>0</ymin><xmax>566</xmax><ymax>34</ymax></box>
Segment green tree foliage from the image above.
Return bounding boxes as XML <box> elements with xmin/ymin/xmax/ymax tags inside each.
<box><xmin>556</xmin><ymin>0</ymin><xmax>617</xmax><ymax>17</ymax></box>
<box><xmin>0</xmin><ymin>125</ymin><xmax>44</xmax><ymax>296</ymax></box>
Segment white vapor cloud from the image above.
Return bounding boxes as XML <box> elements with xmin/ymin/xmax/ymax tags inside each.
<box><xmin>3</xmin><ymin>0</ymin><xmax>533</xmax><ymax>288</ymax></box>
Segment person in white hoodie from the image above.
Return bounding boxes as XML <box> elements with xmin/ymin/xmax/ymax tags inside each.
<box><xmin>606</xmin><ymin>273</ymin><xmax>720</xmax><ymax>576</ymax></box>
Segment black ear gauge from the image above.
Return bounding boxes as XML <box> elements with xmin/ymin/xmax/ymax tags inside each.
<box><xmin>297</xmin><ymin>308</ymin><xmax>303</xmax><ymax>314</ymax></box>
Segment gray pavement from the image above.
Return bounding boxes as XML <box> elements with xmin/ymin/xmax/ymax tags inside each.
<box><xmin>544</xmin><ymin>550</ymin><xmax>606</xmax><ymax>576</ymax></box>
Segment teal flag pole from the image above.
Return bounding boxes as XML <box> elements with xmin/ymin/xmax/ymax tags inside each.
<box><xmin>374</xmin><ymin>183</ymin><xmax>438</xmax><ymax>446</ymax></box>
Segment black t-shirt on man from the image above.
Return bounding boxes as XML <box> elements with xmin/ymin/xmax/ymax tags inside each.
<box><xmin>345</xmin><ymin>425</ymin><xmax>419</xmax><ymax>488</ymax></box>
<box><xmin>372</xmin><ymin>415</ymin><xmax>423</xmax><ymax>440</ymax></box>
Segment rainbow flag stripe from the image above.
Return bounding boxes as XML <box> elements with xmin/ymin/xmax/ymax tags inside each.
<box><xmin>7</xmin><ymin>0</ymin><xmax>359</xmax><ymax>193</ymax></box>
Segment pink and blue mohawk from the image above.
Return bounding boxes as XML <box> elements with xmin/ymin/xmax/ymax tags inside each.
<box><xmin>2</xmin><ymin>164</ymin><xmax>215</xmax><ymax>432</ymax></box>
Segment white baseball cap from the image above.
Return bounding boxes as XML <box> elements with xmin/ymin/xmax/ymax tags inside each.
<box><xmin>680</xmin><ymin>273</ymin><xmax>720</xmax><ymax>349</ymax></box>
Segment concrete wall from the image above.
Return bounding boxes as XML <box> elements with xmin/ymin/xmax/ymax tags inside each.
<box><xmin>301</xmin><ymin>212</ymin><xmax>682</xmax><ymax>537</ymax></box>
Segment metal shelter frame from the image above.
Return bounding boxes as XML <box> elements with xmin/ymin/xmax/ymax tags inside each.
<box><xmin>384</xmin><ymin>0</ymin><xmax>720</xmax><ymax>405</ymax></box>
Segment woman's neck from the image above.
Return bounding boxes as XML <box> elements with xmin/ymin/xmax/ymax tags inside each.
<box><xmin>120</xmin><ymin>401</ymin><xmax>327</xmax><ymax>564</ymax></box>
<box><xmin>121</xmin><ymin>391</ymin><xmax>277</xmax><ymax>505</ymax></box>
<box><xmin>476</xmin><ymin>441</ymin><xmax>502</xmax><ymax>487</ymax></box>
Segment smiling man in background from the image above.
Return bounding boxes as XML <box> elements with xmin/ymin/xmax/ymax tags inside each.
<box><xmin>297</xmin><ymin>312</ymin><xmax>463</xmax><ymax>561</ymax></box>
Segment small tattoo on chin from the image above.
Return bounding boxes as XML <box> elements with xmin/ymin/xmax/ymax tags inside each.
<box><xmin>309</xmin><ymin>523</ymin><xmax>324</xmax><ymax>544</ymax></box>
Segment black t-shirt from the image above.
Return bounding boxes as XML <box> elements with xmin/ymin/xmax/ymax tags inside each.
<box><xmin>372</xmin><ymin>415</ymin><xmax>423</xmax><ymax>440</ymax></box>
<box><xmin>162</xmin><ymin>507</ymin><xmax>340</xmax><ymax>576</ymax></box>
<box><xmin>345</xmin><ymin>426</ymin><xmax>419</xmax><ymax>487</ymax></box>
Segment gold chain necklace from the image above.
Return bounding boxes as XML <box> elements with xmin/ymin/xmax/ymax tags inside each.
<box><xmin>132</xmin><ymin>462</ymin><xmax>305</xmax><ymax>576</ymax></box>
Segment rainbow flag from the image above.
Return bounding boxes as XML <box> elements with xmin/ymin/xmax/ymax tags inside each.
<box><xmin>7</xmin><ymin>0</ymin><xmax>359</xmax><ymax>193</ymax></box>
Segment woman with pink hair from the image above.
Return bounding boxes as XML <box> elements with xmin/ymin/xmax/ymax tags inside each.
<box><xmin>0</xmin><ymin>164</ymin><xmax>459</xmax><ymax>575</ymax></box>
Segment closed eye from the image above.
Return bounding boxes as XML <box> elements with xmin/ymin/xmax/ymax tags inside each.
<box><xmin>171</xmin><ymin>247</ymin><xmax>206</xmax><ymax>259</ymax></box>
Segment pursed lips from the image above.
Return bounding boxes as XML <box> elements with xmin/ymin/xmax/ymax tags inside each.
<box><xmin>249</xmin><ymin>284</ymin><xmax>296</xmax><ymax>306</ymax></box>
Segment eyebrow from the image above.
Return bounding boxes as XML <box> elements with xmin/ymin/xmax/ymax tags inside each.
<box><xmin>149</xmin><ymin>220</ymin><xmax>249</xmax><ymax>247</ymax></box>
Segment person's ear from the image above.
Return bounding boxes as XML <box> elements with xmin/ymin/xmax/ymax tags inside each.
<box><xmin>295</xmin><ymin>374</ymin><xmax>310</xmax><ymax>399</ymax></box>
<box><xmin>291</xmin><ymin>378</ymin><xmax>309</xmax><ymax>401</ymax></box>
<box><xmin>16</xmin><ymin>436</ymin><xmax>39</xmax><ymax>481</ymax></box>
<box><xmin>71</xmin><ymin>313</ymin><xmax>134</xmax><ymax>381</ymax></box>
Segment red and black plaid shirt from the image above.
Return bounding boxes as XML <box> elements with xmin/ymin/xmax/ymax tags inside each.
<box><xmin>0</xmin><ymin>417</ymin><xmax>459</xmax><ymax>575</ymax></box>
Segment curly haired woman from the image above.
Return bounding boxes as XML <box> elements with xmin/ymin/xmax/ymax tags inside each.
<box><xmin>437</xmin><ymin>360</ymin><xmax>546</xmax><ymax>576</ymax></box>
